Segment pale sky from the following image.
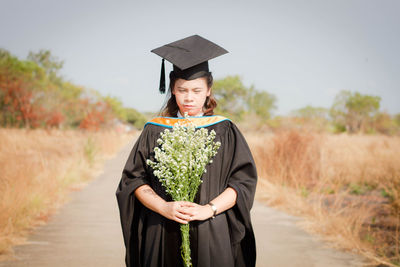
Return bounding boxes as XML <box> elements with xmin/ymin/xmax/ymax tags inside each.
<box><xmin>1</xmin><ymin>0</ymin><xmax>399</xmax><ymax>116</ymax></box>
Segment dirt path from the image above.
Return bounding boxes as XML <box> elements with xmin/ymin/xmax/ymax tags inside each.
<box><xmin>0</xmin><ymin>138</ymin><xmax>369</xmax><ymax>267</ymax></box>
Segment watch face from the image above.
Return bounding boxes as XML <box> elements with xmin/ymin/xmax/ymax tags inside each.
<box><xmin>209</xmin><ymin>203</ymin><xmax>217</xmax><ymax>216</ymax></box>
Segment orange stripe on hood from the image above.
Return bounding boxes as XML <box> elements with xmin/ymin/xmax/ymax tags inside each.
<box><xmin>144</xmin><ymin>115</ymin><xmax>230</xmax><ymax>128</ymax></box>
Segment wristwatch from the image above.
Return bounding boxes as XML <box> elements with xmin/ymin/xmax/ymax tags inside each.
<box><xmin>208</xmin><ymin>202</ymin><xmax>217</xmax><ymax>219</ymax></box>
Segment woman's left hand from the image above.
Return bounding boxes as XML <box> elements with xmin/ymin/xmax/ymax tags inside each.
<box><xmin>181</xmin><ymin>202</ymin><xmax>214</xmax><ymax>221</ymax></box>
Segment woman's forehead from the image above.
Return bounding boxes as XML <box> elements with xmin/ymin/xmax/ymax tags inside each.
<box><xmin>175</xmin><ymin>77</ymin><xmax>208</xmax><ymax>89</ymax></box>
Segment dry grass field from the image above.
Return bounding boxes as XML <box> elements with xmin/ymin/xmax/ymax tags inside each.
<box><xmin>0</xmin><ymin>128</ymin><xmax>135</xmax><ymax>258</ymax></box>
<box><xmin>246</xmin><ymin>129</ymin><xmax>400</xmax><ymax>266</ymax></box>
<box><xmin>1</xmin><ymin>126</ymin><xmax>399</xmax><ymax>266</ymax></box>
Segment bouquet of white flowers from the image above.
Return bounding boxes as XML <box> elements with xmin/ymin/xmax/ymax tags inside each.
<box><xmin>146</xmin><ymin>113</ymin><xmax>221</xmax><ymax>267</ymax></box>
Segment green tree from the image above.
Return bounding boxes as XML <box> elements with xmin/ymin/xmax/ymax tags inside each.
<box><xmin>103</xmin><ymin>95</ymin><xmax>127</xmax><ymax>121</ymax></box>
<box><xmin>291</xmin><ymin>105</ymin><xmax>330</xmax><ymax>131</ymax></box>
<box><xmin>330</xmin><ymin>90</ymin><xmax>381</xmax><ymax>133</ymax></box>
<box><xmin>292</xmin><ymin>105</ymin><xmax>329</xmax><ymax>120</ymax></box>
<box><xmin>58</xmin><ymin>81</ymin><xmax>84</xmax><ymax>100</ymax></box>
<box><xmin>1</xmin><ymin>48</ymin><xmax>146</xmax><ymax>130</ymax></box>
<box><xmin>371</xmin><ymin>112</ymin><xmax>397</xmax><ymax>135</ymax></box>
<box><xmin>394</xmin><ymin>113</ymin><xmax>400</xmax><ymax>127</ymax></box>
<box><xmin>213</xmin><ymin>75</ymin><xmax>276</xmax><ymax>122</ymax></box>
<box><xmin>0</xmin><ymin>49</ymin><xmax>47</xmax><ymax>128</ymax></box>
<box><xmin>125</xmin><ymin>107</ymin><xmax>147</xmax><ymax>129</ymax></box>
<box><xmin>247</xmin><ymin>87</ymin><xmax>277</xmax><ymax>120</ymax></box>
<box><xmin>213</xmin><ymin>75</ymin><xmax>248</xmax><ymax>121</ymax></box>
<box><xmin>27</xmin><ymin>50</ymin><xmax>64</xmax><ymax>84</ymax></box>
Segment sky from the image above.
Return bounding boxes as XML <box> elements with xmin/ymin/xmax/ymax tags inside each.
<box><xmin>1</xmin><ymin>0</ymin><xmax>399</xmax><ymax>116</ymax></box>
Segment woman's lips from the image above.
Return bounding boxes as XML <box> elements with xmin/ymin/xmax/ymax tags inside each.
<box><xmin>184</xmin><ymin>105</ymin><xmax>194</xmax><ymax>108</ymax></box>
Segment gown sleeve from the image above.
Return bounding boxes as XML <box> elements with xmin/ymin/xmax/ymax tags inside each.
<box><xmin>224</xmin><ymin>122</ymin><xmax>258</xmax><ymax>266</ymax></box>
<box><xmin>115</xmin><ymin>125</ymin><xmax>154</xmax><ymax>267</ymax></box>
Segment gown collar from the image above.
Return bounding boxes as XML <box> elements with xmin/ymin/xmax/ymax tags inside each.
<box><xmin>145</xmin><ymin>112</ymin><xmax>230</xmax><ymax>128</ymax></box>
<box><xmin>177</xmin><ymin>110</ymin><xmax>204</xmax><ymax>118</ymax></box>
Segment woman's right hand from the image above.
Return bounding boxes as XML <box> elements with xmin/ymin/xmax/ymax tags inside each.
<box><xmin>160</xmin><ymin>201</ymin><xmax>193</xmax><ymax>224</ymax></box>
<box><xmin>134</xmin><ymin>185</ymin><xmax>193</xmax><ymax>224</ymax></box>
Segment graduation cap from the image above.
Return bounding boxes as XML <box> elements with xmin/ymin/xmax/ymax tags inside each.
<box><xmin>151</xmin><ymin>35</ymin><xmax>229</xmax><ymax>93</ymax></box>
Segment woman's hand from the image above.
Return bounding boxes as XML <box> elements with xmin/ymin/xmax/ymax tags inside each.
<box><xmin>181</xmin><ymin>202</ymin><xmax>214</xmax><ymax>222</ymax></box>
<box><xmin>135</xmin><ymin>185</ymin><xmax>237</xmax><ymax>224</ymax></box>
<box><xmin>159</xmin><ymin>201</ymin><xmax>214</xmax><ymax>223</ymax></box>
<box><xmin>160</xmin><ymin>201</ymin><xmax>195</xmax><ymax>224</ymax></box>
<box><xmin>135</xmin><ymin>185</ymin><xmax>196</xmax><ymax>224</ymax></box>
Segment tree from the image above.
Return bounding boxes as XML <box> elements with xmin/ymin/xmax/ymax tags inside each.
<box><xmin>213</xmin><ymin>75</ymin><xmax>276</xmax><ymax>122</ymax></box>
<box><xmin>27</xmin><ymin>50</ymin><xmax>64</xmax><ymax>84</ymax></box>
<box><xmin>1</xmin><ymin>48</ymin><xmax>146</xmax><ymax>130</ymax></box>
<box><xmin>0</xmin><ymin>49</ymin><xmax>47</xmax><ymax>128</ymax></box>
<box><xmin>247</xmin><ymin>87</ymin><xmax>277</xmax><ymax>120</ymax></box>
<box><xmin>330</xmin><ymin>90</ymin><xmax>381</xmax><ymax>133</ymax></box>
<box><xmin>291</xmin><ymin>105</ymin><xmax>330</xmax><ymax>131</ymax></box>
<box><xmin>394</xmin><ymin>113</ymin><xmax>400</xmax><ymax>127</ymax></box>
<box><xmin>371</xmin><ymin>112</ymin><xmax>397</xmax><ymax>135</ymax></box>
<box><xmin>103</xmin><ymin>95</ymin><xmax>127</xmax><ymax>121</ymax></box>
<box><xmin>212</xmin><ymin>75</ymin><xmax>248</xmax><ymax>121</ymax></box>
<box><xmin>125</xmin><ymin>107</ymin><xmax>147</xmax><ymax>129</ymax></box>
<box><xmin>292</xmin><ymin>105</ymin><xmax>328</xmax><ymax>120</ymax></box>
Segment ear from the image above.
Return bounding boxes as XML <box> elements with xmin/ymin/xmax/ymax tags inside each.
<box><xmin>206</xmin><ymin>87</ymin><xmax>211</xmax><ymax>97</ymax></box>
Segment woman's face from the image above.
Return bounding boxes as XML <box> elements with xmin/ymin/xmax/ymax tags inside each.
<box><xmin>172</xmin><ymin>77</ymin><xmax>211</xmax><ymax>117</ymax></box>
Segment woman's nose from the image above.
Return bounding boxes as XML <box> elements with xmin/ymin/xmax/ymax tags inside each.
<box><xmin>185</xmin><ymin>91</ymin><xmax>194</xmax><ymax>101</ymax></box>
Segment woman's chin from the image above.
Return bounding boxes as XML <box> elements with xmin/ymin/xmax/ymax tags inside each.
<box><xmin>181</xmin><ymin>109</ymin><xmax>200</xmax><ymax>117</ymax></box>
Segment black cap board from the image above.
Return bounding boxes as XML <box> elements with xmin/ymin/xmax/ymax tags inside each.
<box><xmin>151</xmin><ymin>35</ymin><xmax>228</xmax><ymax>93</ymax></box>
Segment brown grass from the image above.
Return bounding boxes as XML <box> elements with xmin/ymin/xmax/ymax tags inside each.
<box><xmin>0</xmin><ymin>128</ymin><xmax>135</xmax><ymax>257</ymax></box>
<box><xmin>247</xmin><ymin>129</ymin><xmax>400</xmax><ymax>267</ymax></box>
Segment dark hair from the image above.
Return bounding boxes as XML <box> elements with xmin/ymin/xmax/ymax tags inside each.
<box><xmin>158</xmin><ymin>71</ymin><xmax>217</xmax><ymax>117</ymax></box>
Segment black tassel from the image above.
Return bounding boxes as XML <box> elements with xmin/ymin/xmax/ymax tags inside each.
<box><xmin>159</xmin><ymin>58</ymin><xmax>165</xmax><ymax>94</ymax></box>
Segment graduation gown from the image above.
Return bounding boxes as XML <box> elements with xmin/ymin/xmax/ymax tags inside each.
<box><xmin>115</xmin><ymin>115</ymin><xmax>257</xmax><ymax>267</ymax></box>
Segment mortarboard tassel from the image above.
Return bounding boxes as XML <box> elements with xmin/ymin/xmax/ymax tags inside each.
<box><xmin>159</xmin><ymin>58</ymin><xmax>165</xmax><ymax>94</ymax></box>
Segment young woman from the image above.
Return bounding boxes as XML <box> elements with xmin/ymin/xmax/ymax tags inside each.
<box><xmin>116</xmin><ymin>35</ymin><xmax>257</xmax><ymax>267</ymax></box>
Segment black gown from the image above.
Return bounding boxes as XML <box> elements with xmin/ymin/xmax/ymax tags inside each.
<box><xmin>115</xmin><ymin>115</ymin><xmax>257</xmax><ymax>267</ymax></box>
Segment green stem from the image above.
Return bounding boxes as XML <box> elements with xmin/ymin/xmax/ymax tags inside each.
<box><xmin>180</xmin><ymin>223</ymin><xmax>192</xmax><ymax>267</ymax></box>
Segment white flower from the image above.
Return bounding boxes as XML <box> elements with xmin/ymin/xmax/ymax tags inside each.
<box><xmin>146</xmin><ymin>113</ymin><xmax>221</xmax><ymax>203</ymax></box>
